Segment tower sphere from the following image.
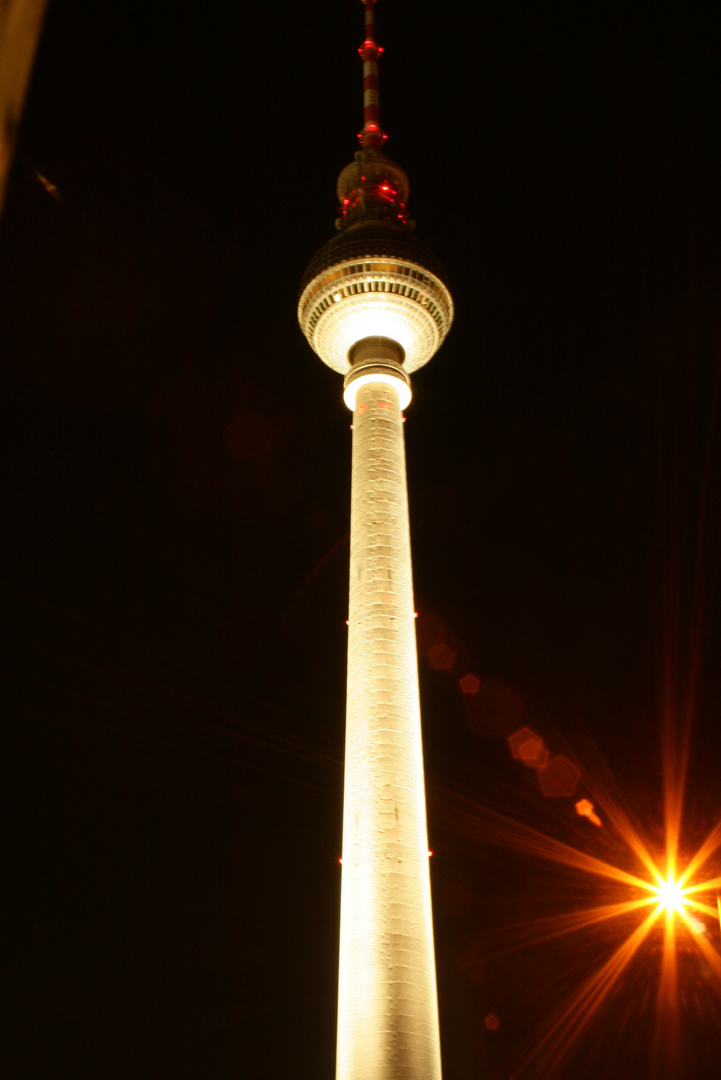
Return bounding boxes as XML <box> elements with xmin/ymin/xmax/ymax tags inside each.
<box><xmin>298</xmin><ymin>220</ymin><xmax>454</xmax><ymax>377</ymax></box>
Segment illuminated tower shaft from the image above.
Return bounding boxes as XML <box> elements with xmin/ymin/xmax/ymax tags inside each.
<box><xmin>338</xmin><ymin>369</ymin><xmax>441</xmax><ymax>1080</ymax></box>
<box><xmin>298</xmin><ymin>3</ymin><xmax>453</xmax><ymax>1079</ymax></box>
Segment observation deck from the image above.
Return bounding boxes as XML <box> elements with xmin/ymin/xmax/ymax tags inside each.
<box><xmin>298</xmin><ymin>223</ymin><xmax>453</xmax><ymax>376</ymax></box>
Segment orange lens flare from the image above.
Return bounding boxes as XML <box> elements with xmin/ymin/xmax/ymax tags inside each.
<box><xmin>432</xmin><ymin>781</ymin><xmax>721</xmax><ymax>1076</ymax></box>
<box><xmin>653</xmin><ymin>873</ymin><xmax>688</xmax><ymax>915</ymax></box>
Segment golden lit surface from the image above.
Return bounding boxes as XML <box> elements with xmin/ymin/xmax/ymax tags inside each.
<box><xmin>298</xmin><ymin>257</ymin><xmax>453</xmax><ymax>374</ymax></box>
<box><xmin>342</xmin><ymin>368</ymin><xmax>411</xmax><ymax>410</ymax></box>
<box><xmin>338</xmin><ymin>379</ymin><xmax>441</xmax><ymax>1080</ymax></box>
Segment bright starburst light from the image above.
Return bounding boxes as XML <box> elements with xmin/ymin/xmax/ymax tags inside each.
<box><xmin>433</xmin><ymin>762</ymin><xmax>721</xmax><ymax>1078</ymax></box>
<box><xmin>426</xmin><ymin>358</ymin><xmax>721</xmax><ymax>1077</ymax></box>
<box><xmin>653</xmin><ymin>872</ymin><xmax>689</xmax><ymax>916</ymax></box>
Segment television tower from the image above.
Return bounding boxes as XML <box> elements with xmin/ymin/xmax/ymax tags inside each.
<box><xmin>298</xmin><ymin>3</ymin><xmax>453</xmax><ymax>1078</ymax></box>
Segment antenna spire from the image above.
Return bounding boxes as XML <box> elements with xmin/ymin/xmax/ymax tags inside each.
<box><xmin>359</xmin><ymin>0</ymin><xmax>385</xmax><ymax>149</ymax></box>
<box><xmin>333</xmin><ymin>0</ymin><xmax>411</xmax><ymax>231</ymax></box>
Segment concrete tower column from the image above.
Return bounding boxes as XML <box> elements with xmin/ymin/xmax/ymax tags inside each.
<box><xmin>298</xmin><ymin>5</ymin><xmax>454</xmax><ymax>1077</ymax></box>
<box><xmin>337</xmin><ymin>354</ymin><xmax>442</xmax><ymax>1080</ymax></box>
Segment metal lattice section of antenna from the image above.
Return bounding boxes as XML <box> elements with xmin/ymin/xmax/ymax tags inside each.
<box><xmin>359</xmin><ymin>0</ymin><xmax>385</xmax><ymax>149</ymax></box>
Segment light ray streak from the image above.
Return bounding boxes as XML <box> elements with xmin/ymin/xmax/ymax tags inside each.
<box><xmin>433</xmin><ymin>787</ymin><xmax>652</xmax><ymax>889</ymax></box>
<box><xmin>515</xmin><ymin>908</ymin><xmax>660</xmax><ymax>1078</ymax></box>
<box><xmin>683</xmin><ymin>874</ymin><xmax>721</xmax><ymax>894</ymax></box>
<box><xmin>677</xmin><ymin>819</ymin><xmax>721</xmax><ymax>884</ymax></box>
<box><xmin>652</xmin><ymin>912</ymin><xmax>681</xmax><ymax>1077</ymax></box>
<box><xmin>656</xmin><ymin>351</ymin><xmax>720</xmax><ymax>885</ymax></box>
<box><xmin>684</xmin><ymin>899</ymin><xmax>719</xmax><ymax>919</ymax></box>
<box><xmin>583</xmin><ymin>771</ymin><xmax>662</xmax><ymax>881</ymax></box>
<box><xmin>687</xmin><ymin>923</ymin><xmax>721</xmax><ymax>984</ymax></box>
<box><xmin>483</xmin><ymin>898</ymin><xmax>654</xmax><ymax>958</ymax></box>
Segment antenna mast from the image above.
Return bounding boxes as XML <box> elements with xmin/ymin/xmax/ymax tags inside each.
<box><xmin>359</xmin><ymin>0</ymin><xmax>385</xmax><ymax>149</ymax></box>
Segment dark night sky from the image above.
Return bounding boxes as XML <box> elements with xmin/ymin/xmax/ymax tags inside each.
<box><xmin>2</xmin><ymin>2</ymin><xmax>720</xmax><ymax>1078</ymax></box>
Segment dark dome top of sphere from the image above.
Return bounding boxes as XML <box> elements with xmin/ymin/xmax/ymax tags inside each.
<box><xmin>299</xmin><ymin>224</ymin><xmax>450</xmax><ymax>297</ymax></box>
